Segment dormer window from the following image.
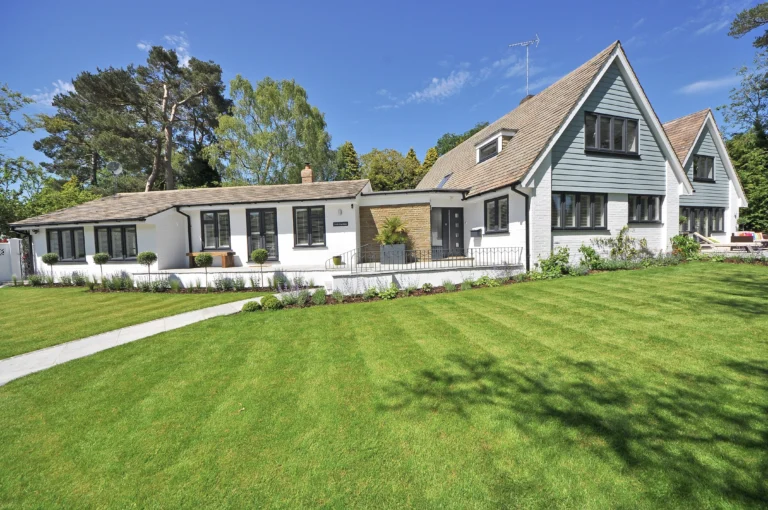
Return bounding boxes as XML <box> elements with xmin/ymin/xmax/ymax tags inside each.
<box><xmin>475</xmin><ymin>129</ymin><xmax>516</xmax><ymax>164</ymax></box>
<box><xmin>584</xmin><ymin>112</ymin><xmax>638</xmax><ymax>155</ymax></box>
<box><xmin>478</xmin><ymin>140</ymin><xmax>498</xmax><ymax>163</ymax></box>
<box><xmin>436</xmin><ymin>173</ymin><xmax>452</xmax><ymax>189</ymax></box>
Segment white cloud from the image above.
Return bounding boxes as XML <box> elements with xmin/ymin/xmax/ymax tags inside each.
<box><xmin>632</xmin><ymin>17</ymin><xmax>645</xmax><ymax>29</ymax></box>
<box><xmin>678</xmin><ymin>75</ymin><xmax>740</xmax><ymax>94</ymax></box>
<box><xmin>137</xmin><ymin>40</ymin><xmax>152</xmax><ymax>51</ymax></box>
<box><xmin>695</xmin><ymin>19</ymin><xmax>730</xmax><ymax>35</ymax></box>
<box><xmin>29</xmin><ymin>79</ymin><xmax>75</xmax><ymax>105</ymax></box>
<box><xmin>514</xmin><ymin>75</ymin><xmax>561</xmax><ymax>94</ymax></box>
<box><xmin>406</xmin><ymin>70</ymin><xmax>471</xmax><ymax>103</ymax></box>
<box><xmin>164</xmin><ymin>32</ymin><xmax>191</xmax><ymax>66</ymax></box>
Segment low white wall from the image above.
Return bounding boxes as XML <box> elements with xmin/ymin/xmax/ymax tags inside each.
<box><xmin>0</xmin><ymin>239</ymin><xmax>23</xmax><ymax>282</ymax></box>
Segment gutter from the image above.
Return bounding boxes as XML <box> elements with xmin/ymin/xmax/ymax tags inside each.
<box><xmin>509</xmin><ymin>184</ymin><xmax>530</xmax><ymax>272</ymax></box>
<box><xmin>175</xmin><ymin>206</ymin><xmax>193</xmax><ymax>254</ymax></box>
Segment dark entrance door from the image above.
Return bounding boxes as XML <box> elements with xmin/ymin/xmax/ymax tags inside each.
<box><xmin>442</xmin><ymin>208</ymin><xmax>464</xmax><ymax>257</ymax></box>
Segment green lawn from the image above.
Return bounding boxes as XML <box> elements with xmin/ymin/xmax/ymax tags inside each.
<box><xmin>0</xmin><ymin>287</ymin><xmax>268</xmax><ymax>359</ymax></box>
<box><xmin>0</xmin><ymin>263</ymin><xmax>766</xmax><ymax>508</ymax></box>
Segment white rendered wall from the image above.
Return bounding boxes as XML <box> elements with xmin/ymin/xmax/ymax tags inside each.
<box><xmin>0</xmin><ymin>239</ymin><xmax>23</xmax><ymax>282</ymax></box>
<box><xmin>462</xmin><ymin>189</ymin><xmax>527</xmax><ymax>252</ymax></box>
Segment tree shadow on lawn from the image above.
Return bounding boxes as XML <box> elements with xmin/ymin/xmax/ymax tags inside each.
<box><xmin>703</xmin><ymin>273</ymin><xmax>768</xmax><ymax>318</ymax></box>
<box><xmin>380</xmin><ymin>353</ymin><xmax>768</xmax><ymax>506</ymax></box>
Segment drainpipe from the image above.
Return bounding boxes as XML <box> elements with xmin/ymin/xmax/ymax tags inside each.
<box><xmin>175</xmin><ymin>206</ymin><xmax>192</xmax><ymax>255</ymax></box>
<box><xmin>510</xmin><ymin>185</ymin><xmax>530</xmax><ymax>272</ymax></box>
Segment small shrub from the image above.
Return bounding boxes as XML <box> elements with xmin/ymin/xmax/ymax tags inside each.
<box><xmin>362</xmin><ymin>287</ymin><xmax>379</xmax><ymax>301</ymax></box>
<box><xmin>93</xmin><ymin>252</ymin><xmax>110</xmax><ymax>282</ymax></box>
<box><xmin>28</xmin><ymin>274</ymin><xmax>44</xmax><ymax>286</ymax></box>
<box><xmin>404</xmin><ymin>285</ymin><xmax>417</xmax><ymax>296</ymax></box>
<box><xmin>214</xmin><ymin>276</ymin><xmax>235</xmax><ymax>292</ymax></box>
<box><xmin>11</xmin><ymin>274</ymin><xmax>18</xmax><ymax>286</ymax></box>
<box><xmin>475</xmin><ymin>275</ymin><xmax>500</xmax><ymax>288</ymax></box>
<box><xmin>44</xmin><ymin>275</ymin><xmax>55</xmax><ymax>286</ymax></box>
<box><xmin>568</xmin><ymin>264</ymin><xmax>590</xmax><ymax>276</ymax></box>
<box><xmin>60</xmin><ymin>274</ymin><xmax>73</xmax><ymax>286</ymax></box>
<box><xmin>297</xmin><ymin>289</ymin><xmax>311</xmax><ymax>307</ymax></box>
<box><xmin>242</xmin><ymin>301</ymin><xmax>262</xmax><ymax>312</ymax></box>
<box><xmin>170</xmin><ymin>279</ymin><xmax>182</xmax><ymax>292</ymax></box>
<box><xmin>292</xmin><ymin>276</ymin><xmax>306</xmax><ymax>288</ymax></box>
<box><xmin>332</xmin><ymin>290</ymin><xmax>344</xmax><ymax>303</ymax></box>
<box><xmin>308</xmin><ymin>278</ymin><xmax>316</xmax><ymax>288</ymax></box>
<box><xmin>460</xmin><ymin>279</ymin><xmax>473</xmax><ymax>291</ymax></box>
<box><xmin>671</xmin><ymin>234</ymin><xmax>700</xmax><ymax>259</ymax></box>
<box><xmin>443</xmin><ymin>280</ymin><xmax>456</xmax><ymax>292</ymax></box>
<box><xmin>379</xmin><ymin>283</ymin><xmax>399</xmax><ymax>300</ymax></box>
<box><xmin>71</xmin><ymin>272</ymin><xmax>87</xmax><ymax>286</ymax></box>
<box><xmin>138</xmin><ymin>280</ymin><xmax>152</xmax><ymax>292</ymax></box>
<box><xmin>260</xmin><ymin>295</ymin><xmax>284</xmax><ymax>311</ymax></box>
<box><xmin>538</xmin><ymin>247</ymin><xmax>570</xmax><ymax>276</ymax></box>
<box><xmin>137</xmin><ymin>251</ymin><xmax>157</xmax><ymax>281</ymax></box>
<box><xmin>249</xmin><ymin>274</ymin><xmax>258</xmax><ymax>289</ymax></box>
<box><xmin>86</xmin><ymin>280</ymin><xmax>96</xmax><ymax>291</ymax></box>
<box><xmin>421</xmin><ymin>283</ymin><xmax>433</xmax><ymax>293</ymax></box>
<box><xmin>150</xmin><ymin>279</ymin><xmax>170</xmax><ymax>292</ymax></box>
<box><xmin>592</xmin><ymin>226</ymin><xmax>650</xmax><ymax>260</ymax></box>
<box><xmin>41</xmin><ymin>252</ymin><xmax>59</xmax><ymax>283</ymax></box>
<box><xmin>195</xmin><ymin>253</ymin><xmax>214</xmax><ymax>291</ymax></box>
<box><xmin>232</xmin><ymin>276</ymin><xmax>246</xmax><ymax>291</ymax></box>
<box><xmin>194</xmin><ymin>278</ymin><xmax>202</xmax><ymax>290</ymax></box>
<box><xmin>312</xmin><ymin>288</ymin><xmax>327</xmax><ymax>305</ymax></box>
<box><xmin>271</xmin><ymin>274</ymin><xmax>289</xmax><ymax>290</ymax></box>
<box><xmin>578</xmin><ymin>244</ymin><xmax>602</xmax><ymax>268</ymax></box>
<box><xmin>281</xmin><ymin>292</ymin><xmax>298</xmax><ymax>306</ymax></box>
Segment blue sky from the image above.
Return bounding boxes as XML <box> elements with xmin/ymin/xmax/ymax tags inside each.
<box><xmin>1</xmin><ymin>0</ymin><xmax>760</xmax><ymax>166</ymax></box>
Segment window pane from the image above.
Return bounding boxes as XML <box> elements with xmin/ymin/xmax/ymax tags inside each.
<box><xmin>599</xmin><ymin>117</ymin><xmax>611</xmax><ymax>149</ymax></box>
<box><xmin>564</xmin><ymin>194</ymin><xmax>576</xmax><ymax>227</ymax></box>
<box><xmin>111</xmin><ymin>229</ymin><xmax>124</xmax><ymax>259</ymax></box>
<box><xmin>707</xmin><ymin>158</ymin><xmax>714</xmax><ymax>179</ymax></box>
<box><xmin>640</xmin><ymin>196</ymin><xmax>649</xmax><ymax>221</ymax></box>
<box><xmin>74</xmin><ymin>229</ymin><xmax>85</xmax><ymax>259</ymax></box>
<box><xmin>97</xmin><ymin>229</ymin><xmax>109</xmax><ymax>254</ymax></box>
<box><xmin>61</xmin><ymin>231</ymin><xmax>73</xmax><ymax>260</ymax></box>
<box><xmin>486</xmin><ymin>200</ymin><xmax>497</xmax><ymax>231</ymax></box>
<box><xmin>203</xmin><ymin>222</ymin><xmax>216</xmax><ymax>249</ymax></box>
<box><xmin>612</xmin><ymin>118</ymin><xmax>624</xmax><ymax>152</ymax></box>
<box><xmin>217</xmin><ymin>213</ymin><xmax>231</xmax><ymax>248</ymax></box>
<box><xmin>499</xmin><ymin>197</ymin><xmax>508</xmax><ymax>228</ymax></box>
<box><xmin>585</xmin><ymin>113</ymin><xmax>597</xmax><ymax>148</ymax></box>
<box><xmin>594</xmin><ymin>196</ymin><xmax>605</xmax><ymax>227</ymax></box>
<box><xmin>627</xmin><ymin>120</ymin><xmax>638</xmax><ymax>153</ymax></box>
<box><xmin>49</xmin><ymin>230</ymin><xmax>60</xmax><ymax>256</ymax></box>
<box><xmin>579</xmin><ymin>194</ymin><xmax>591</xmax><ymax>228</ymax></box>
<box><xmin>125</xmin><ymin>227</ymin><xmax>137</xmax><ymax>258</ymax></box>
<box><xmin>431</xmin><ymin>208</ymin><xmax>443</xmax><ymax>245</ymax></box>
<box><xmin>551</xmin><ymin>194</ymin><xmax>562</xmax><ymax>228</ymax></box>
<box><xmin>479</xmin><ymin>141</ymin><xmax>498</xmax><ymax>162</ymax></box>
<box><xmin>628</xmin><ymin>196</ymin><xmax>637</xmax><ymax>222</ymax></box>
<box><xmin>264</xmin><ymin>210</ymin><xmax>277</xmax><ymax>258</ymax></box>
<box><xmin>310</xmin><ymin>207</ymin><xmax>325</xmax><ymax>245</ymax></box>
<box><xmin>295</xmin><ymin>209</ymin><xmax>309</xmax><ymax>245</ymax></box>
<box><xmin>652</xmin><ymin>197</ymin><xmax>660</xmax><ymax>221</ymax></box>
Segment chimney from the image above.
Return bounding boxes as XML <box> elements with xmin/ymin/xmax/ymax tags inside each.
<box><xmin>301</xmin><ymin>163</ymin><xmax>313</xmax><ymax>184</ymax></box>
<box><xmin>519</xmin><ymin>94</ymin><xmax>535</xmax><ymax>105</ymax></box>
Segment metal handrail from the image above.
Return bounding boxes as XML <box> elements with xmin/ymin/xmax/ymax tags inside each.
<box><xmin>326</xmin><ymin>246</ymin><xmax>524</xmax><ymax>273</ymax></box>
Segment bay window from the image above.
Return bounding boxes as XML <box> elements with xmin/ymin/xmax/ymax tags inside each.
<box><xmin>552</xmin><ymin>192</ymin><xmax>606</xmax><ymax>230</ymax></box>
<box><xmin>628</xmin><ymin>195</ymin><xmax>663</xmax><ymax>223</ymax></box>
<box><xmin>484</xmin><ymin>196</ymin><xmax>509</xmax><ymax>233</ymax></box>
<box><xmin>584</xmin><ymin>112</ymin><xmax>639</xmax><ymax>155</ymax></box>
<box><xmin>94</xmin><ymin>226</ymin><xmax>138</xmax><ymax>260</ymax></box>
<box><xmin>46</xmin><ymin>228</ymin><xmax>86</xmax><ymax>261</ymax></box>
<box><xmin>247</xmin><ymin>208</ymin><xmax>278</xmax><ymax>260</ymax></box>
<box><xmin>294</xmin><ymin>206</ymin><xmax>325</xmax><ymax>247</ymax></box>
<box><xmin>201</xmin><ymin>211</ymin><xmax>231</xmax><ymax>250</ymax></box>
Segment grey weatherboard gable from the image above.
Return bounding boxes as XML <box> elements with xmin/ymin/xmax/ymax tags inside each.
<box><xmin>551</xmin><ymin>62</ymin><xmax>667</xmax><ymax>195</ymax></box>
<box><xmin>679</xmin><ymin>125</ymin><xmax>728</xmax><ymax>207</ymax></box>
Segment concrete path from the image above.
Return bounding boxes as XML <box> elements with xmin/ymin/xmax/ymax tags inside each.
<box><xmin>0</xmin><ymin>296</ymin><xmax>264</xmax><ymax>387</ymax></box>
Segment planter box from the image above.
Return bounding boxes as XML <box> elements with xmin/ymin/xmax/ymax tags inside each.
<box><xmin>380</xmin><ymin>244</ymin><xmax>406</xmax><ymax>265</ymax></box>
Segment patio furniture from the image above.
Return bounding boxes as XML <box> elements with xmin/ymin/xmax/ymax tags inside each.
<box><xmin>692</xmin><ymin>232</ymin><xmax>762</xmax><ymax>253</ymax></box>
<box><xmin>187</xmin><ymin>251</ymin><xmax>235</xmax><ymax>268</ymax></box>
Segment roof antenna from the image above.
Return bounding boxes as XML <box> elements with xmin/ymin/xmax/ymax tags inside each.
<box><xmin>509</xmin><ymin>34</ymin><xmax>540</xmax><ymax>96</ymax></box>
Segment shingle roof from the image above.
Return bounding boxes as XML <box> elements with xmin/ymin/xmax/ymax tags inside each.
<box><xmin>417</xmin><ymin>41</ymin><xmax>620</xmax><ymax>197</ymax></box>
<box><xmin>11</xmin><ymin>180</ymin><xmax>370</xmax><ymax>227</ymax></box>
<box><xmin>662</xmin><ymin>109</ymin><xmax>710</xmax><ymax>164</ymax></box>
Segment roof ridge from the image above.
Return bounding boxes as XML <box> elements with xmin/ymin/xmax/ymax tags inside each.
<box><xmin>663</xmin><ymin>108</ymin><xmax>711</xmax><ymax>126</ymax></box>
<box><xmin>116</xmin><ymin>179</ymin><xmax>370</xmax><ymax>197</ymax></box>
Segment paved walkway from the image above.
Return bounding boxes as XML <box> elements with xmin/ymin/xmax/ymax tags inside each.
<box><xmin>0</xmin><ymin>296</ymin><xmax>265</xmax><ymax>387</ymax></box>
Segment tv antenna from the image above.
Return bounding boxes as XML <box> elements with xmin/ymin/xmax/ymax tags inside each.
<box><xmin>509</xmin><ymin>34</ymin><xmax>540</xmax><ymax>96</ymax></box>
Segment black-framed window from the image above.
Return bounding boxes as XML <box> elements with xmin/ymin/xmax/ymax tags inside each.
<box><xmin>478</xmin><ymin>140</ymin><xmax>498</xmax><ymax>163</ymax></box>
<box><xmin>692</xmin><ymin>155</ymin><xmax>715</xmax><ymax>182</ymax></box>
<box><xmin>94</xmin><ymin>226</ymin><xmax>138</xmax><ymax>260</ymax></box>
<box><xmin>584</xmin><ymin>112</ymin><xmax>639</xmax><ymax>155</ymax></box>
<box><xmin>484</xmin><ymin>196</ymin><xmax>509</xmax><ymax>233</ymax></box>
<box><xmin>294</xmin><ymin>206</ymin><xmax>325</xmax><ymax>247</ymax></box>
<box><xmin>201</xmin><ymin>211</ymin><xmax>231</xmax><ymax>250</ymax></box>
<box><xmin>680</xmin><ymin>207</ymin><xmax>724</xmax><ymax>235</ymax></box>
<box><xmin>629</xmin><ymin>195</ymin><xmax>663</xmax><ymax>223</ymax></box>
<box><xmin>46</xmin><ymin>228</ymin><xmax>86</xmax><ymax>261</ymax></box>
<box><xmin>247</xmin><ymin>208</ymin><xmax>278</xmax><ymax>260</ymax></box>
<box><xmin>552</xmin><ymin>192</ymin><xmax>607</xmax><ymax>230</ymax></box>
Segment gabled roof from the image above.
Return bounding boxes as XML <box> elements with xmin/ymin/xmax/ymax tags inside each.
<box><xmin>418</xmin><ymin>41</ymin><xmax>692</xmax><ymax>197</ymax></box>
<box><xmin>663</xmin><ymin>109</ymin><xmax>748</xmax><ymax>205</ymax></box>
<box><xmin>417</xmin><ymin>42</ymin><xmax>619</xmax><ymax>197</ymax></box>
<box><xmin>11</xmin><ymin>180</ymin><xmax>370</xmax><ymax>227</ymax></box>
<box><xmin>663</xmin><ymin>109</ymin><xmax>710</xmax><ymax>164</ymax></box>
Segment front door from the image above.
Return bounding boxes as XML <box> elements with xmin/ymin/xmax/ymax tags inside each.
<box><xmin>442</xmin><ymin>208</ymin><xmax>464</xmax><ymax>257</ymax></box>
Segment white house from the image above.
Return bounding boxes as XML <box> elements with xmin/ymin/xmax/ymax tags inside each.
<box><xmin>10</xmin><ymin>41</ymin><xmax>747</xmax><ymax>289</ymax></box>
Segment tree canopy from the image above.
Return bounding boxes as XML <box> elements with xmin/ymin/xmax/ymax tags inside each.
<box><xmin>729</xmin><ymin>3</ymin><xmax>768</xmax><ymax>48</ymax></box>
<box><xmin>205</xmin><ymin>76</ymin><xmax>334</xmax><ymax>185</ymax></box>
<box><xmin>335</xmin><ymin>141</ymin><xmax>361</xmax><ymax>180</ymax></box>
<box><xmin>435</xmin><ymin>121</ymin><xmax>488</xmax><ymax>156</ymax></box>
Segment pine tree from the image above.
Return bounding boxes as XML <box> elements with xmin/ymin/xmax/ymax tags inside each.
<box><xmin>335</xmin><ymin>141</ymin><xmax>361</xmax><ymax>180</ymax></box>
<box><xmin>403</xmin><ymin>148</ymin><xmax>422</xmax><ymax>189</ymax></box>
<box><xmin>422</xmin><ymin>147</ymin><xmax>438</xmax><ymax>173</ymax></box>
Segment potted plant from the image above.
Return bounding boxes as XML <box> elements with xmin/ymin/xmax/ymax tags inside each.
<box><xmin>332</xmin><ymin>255</ymin><xmax>342</xmax><ymax>266</ymax></box>
<box><xmin>250</xmin><ymin>248</ymin><xmax>268</xmax><ymax>289</ymax></box>
<box><xmin>374</xmin><ymin>217</ymin><xmax>408</xmax><ymax>264</ymax></box>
